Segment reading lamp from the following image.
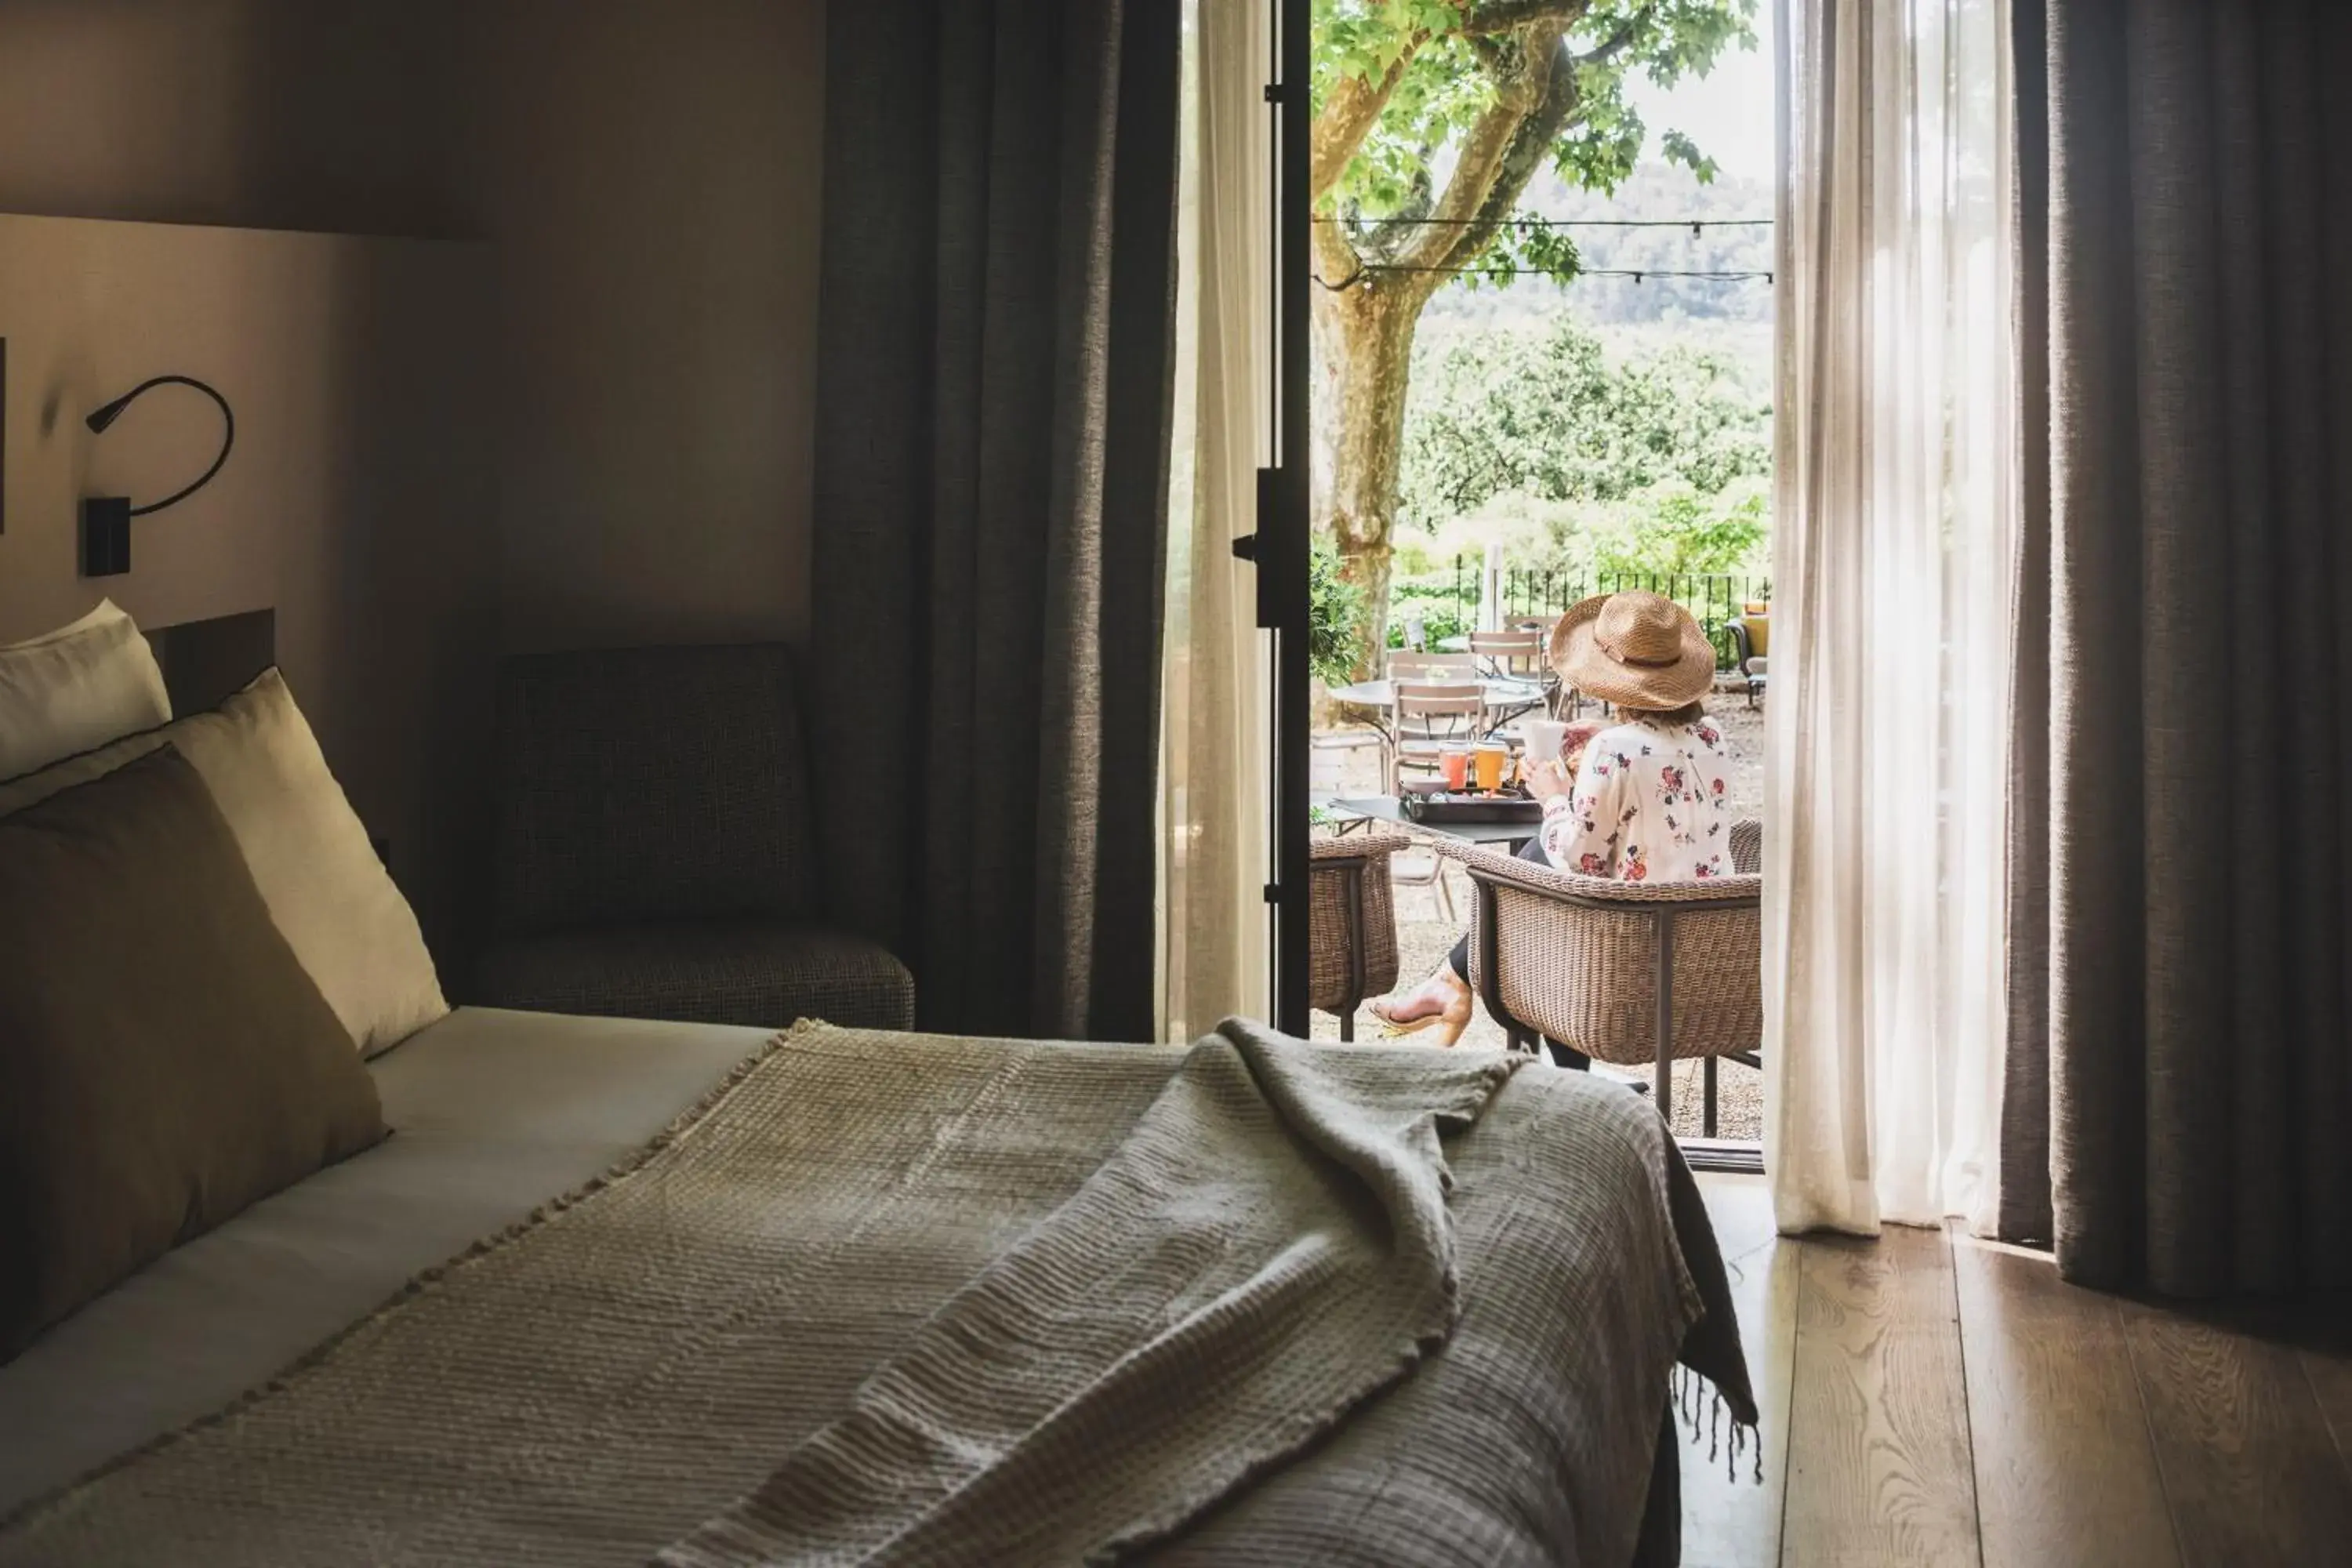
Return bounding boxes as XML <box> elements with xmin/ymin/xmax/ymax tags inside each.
<box><xmin>81</xmin><ymin>375</ymin><xmax>236</xmax><ymax>577</ymax></box>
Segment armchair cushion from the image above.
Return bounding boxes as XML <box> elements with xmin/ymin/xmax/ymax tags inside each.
<box><xmin>477</xmin><ymin>922</ymin><xmax>916</xmax><ymax>1032</ymax></box>
<box><xmin>494</xmin><ymin>645</ymin><xmax>816</xmax><ymax>936</ymax></box>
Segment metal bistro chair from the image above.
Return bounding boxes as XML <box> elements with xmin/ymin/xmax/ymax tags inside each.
<box><xmin>1504</xmin><ymin>619</ymin><xmax>1581</xmax><ymax>718</ymax></box>
<box><xmin>1468</xmin><ymin>630</ymin><xmax>1549</xmax><ymax>738</ymax></box>
<box><xmin>1509</xmin><ymin>615</ymin><xmax>1563</xmax><ymax>697</ymax></box>
<box><xmin>1388</xmin><ymin>837</ymin><xmax>1457</xmax><ymax>923</ymax></box>
<box><xmin>1442</xmin><ymin>818</ymin><xmax>1763</xmax><ymax>1134</ymax></box>
<box><xmin>1383</xmin><ymin>649</ymin><xmax>1476</xmax><ymax>682</ymax></box>
<box><xmin>1389</xmin><ymin>680</ymin><xmax>1486</xmax><ymax>793</ymax></box>
<box><xmin>1308</xmin><ymin>828</ymin><xmax>1408</xmax><ymax>1041</ymax></box>
<box><xmin>1468</xmin><ymin>629</ymin><xmax>1545</xmax><ymax>681</ymax></box>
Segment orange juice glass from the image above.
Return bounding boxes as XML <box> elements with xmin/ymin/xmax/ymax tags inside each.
<box><xmin>1472</xmin><ymin>741</ymin><xmax>1508</xmax><ymax>793</ymax></box>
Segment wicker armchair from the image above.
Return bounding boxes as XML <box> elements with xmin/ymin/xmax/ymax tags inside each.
<box><xmin>1308</xmin><ymin>828</ymin><xmax>1409</xmax><ymax>1040</ymax></box>
<box><xmin>1442</xmin><ymin>818</ymin><xmax>1763</xmax><ymax>1131</ymax></box>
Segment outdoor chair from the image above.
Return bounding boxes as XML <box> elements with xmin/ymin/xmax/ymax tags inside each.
<box><xmin>1390</xmin><ymin>680</ymin><xmax>1486</xmax><ymax>793</ymax></box>
<box><xmin>1388</xmin><ymin>839</ymin><xmax>1457</xmax><ymax>923</ymax></box>
<box><xmin>1441</xmin><ymin>818</ymin><xmax>1763</xmax><ymax>1134</ymax></box>
<box><xmin>1508</xmin><ymin>614</ymin><xmax>1563</xmax><ymax>653</ymax></box>
<box><xmin>1384</xmin><ymin>649</ymin><xmax>1475</xmax><ymax>681</ymax></box>
<box><xmin>1728</xmin><ymin>614</ymin><xmax>1769</xmax><ymax>708</ymax></box>
<box><xmin>477</xmin><ymin>643</ymin><xmax>916</xmax><ymax>1031</ymax></box>
<box><xmin>1308</xmin><ymin>827</ymin><xmax>1408</xmax><ymax>1040</ymax></box>
<box><xmin>1468</xmin><ymin>629</ymin><xmax>1544</xmax><ymax>681</ymax></box>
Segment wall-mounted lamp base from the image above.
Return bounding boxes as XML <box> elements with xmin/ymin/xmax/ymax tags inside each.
<box><xmin>82</xmin><ymin>497</ymin><xmax>131</xmax><ymax>577</ymax></box>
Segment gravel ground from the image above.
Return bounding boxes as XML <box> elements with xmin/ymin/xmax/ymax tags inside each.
<box><xmin>1308</xmin><ymin>695</ymin><xmax>1767</xmax><ymax>1143</ymax></box>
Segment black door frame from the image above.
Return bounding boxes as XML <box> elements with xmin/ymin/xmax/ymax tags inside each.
<box><xmin>1247</xmin><ymin>0</ymin><xmax>1312</xmax><ymax>1034</ymax></box>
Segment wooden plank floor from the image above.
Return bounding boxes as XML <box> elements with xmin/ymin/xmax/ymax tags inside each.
<box><xmin>1678</xmin><ymin>1176</ymin><xmax>2352</xmax><ymax>1567</ymax></box>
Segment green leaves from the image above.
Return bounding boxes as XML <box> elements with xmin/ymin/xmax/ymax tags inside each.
<box><xmin>1658</xmin><ymin>129</ymin><xmax>1719</xmax><ymax>183</ymax></box>
<box><xmin>1461</xmin><ymin>215</ymin><xmax>1584</xmax><ymax>286</ymax></box>
<box><xmin>1314</xmin><ymin>0</ymin><xmax>1759</xmax><ymax>256</ymax></box>
<box><xmin>1399</xmin><ymin>315</ymin><xmax>1772</xmax><ymax>524</ymax></box>
<box><xmin>1583</xmin><ymin>485</ymin><xmax>1769</xmax><ymax>578</ymax></box>
<box><xmin>1308</xmin><ymin>536</ymin><xmax>1372</xmax><ymax>686</ymax></box>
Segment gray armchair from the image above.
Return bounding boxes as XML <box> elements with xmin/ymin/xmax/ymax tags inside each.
<box><xmin>477</xmin><ymin>644</ymin><xmax>916</xmax><ymax>1030</ymax></box>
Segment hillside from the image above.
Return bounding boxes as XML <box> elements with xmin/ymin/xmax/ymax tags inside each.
<box><xmin>1423</xmin><ymin>162</ymin><xmax>1771</xmax><ymax>319</ymax></box>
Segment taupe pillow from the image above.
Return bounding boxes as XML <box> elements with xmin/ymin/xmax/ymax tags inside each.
<box><xmin>0</xmin><ymin>746</ymin><xmax>387</xmax><ymax>1360</ymax></box>
<box><xmin>0</xmin><ymin>669</ymin><xmax>448</xmax><ymax>1057</ymax></box>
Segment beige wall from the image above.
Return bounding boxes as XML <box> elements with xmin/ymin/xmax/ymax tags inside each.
<box><xmin>0</xmin><ymin>0</ymin><xmax>470</xmax><ymax>237</ymax></box>
<box><xmin>0</xmin><ymin>214</ymin><xmax>497</xmax><ymax>966</ymax></box>
<box><xmin>0</xmin><ymin>0</ymin><xmax>826</xmax><ymax>976</ymax></box>
<box><xmin>0</xmin><ymin>0</ymin><xmax>826</xmax><ymax>652</ymax></box>
<box><xmin>459</xmin><ymin>0</ymin><xmax>826</xmax><ymax>652</ymax></box>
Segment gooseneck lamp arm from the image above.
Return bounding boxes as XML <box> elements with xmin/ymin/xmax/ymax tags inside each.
<box><xmin>85</xmin><ymin>376</ymin><xmax>235</xmax><ymax>517</ymax></box>
<box><xmin>78</xmin><ymin>374</ymin><xmax>236</xmax><ymax>577</ymax></box>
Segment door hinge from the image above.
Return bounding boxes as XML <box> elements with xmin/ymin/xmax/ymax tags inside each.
<box><xmin>1264</xmin><ymin>882</ymin><xmax>1283</xmax><ymax>905</ymax></box>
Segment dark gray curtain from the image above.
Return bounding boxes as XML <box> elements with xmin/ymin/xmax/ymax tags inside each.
<box><xmin>2006</xmin><ymin>0</ymin><xmax>2352</xmax><ymax>1295</ymax></box>
<box><xmin>809</xmin><ymin>1</ymin><xmax>1180</xmax><ymax>1042</ymax></box>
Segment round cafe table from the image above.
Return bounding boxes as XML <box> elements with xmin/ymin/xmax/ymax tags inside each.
<box><xmin>1325</xmin><ymin>677</ymin><xmax>1547</xmax><ymax>743</ymax></box>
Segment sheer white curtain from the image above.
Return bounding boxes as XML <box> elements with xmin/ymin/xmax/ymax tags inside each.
<box><xmin>1160</xmin><ymin>0</ymin><xmax>1272</xmax><ymax>1040</ymax></box>
<box><xmin>1766</xmin><ymin>0</ymin><xmax>2015</xmax><ymax>1232</ymax></box>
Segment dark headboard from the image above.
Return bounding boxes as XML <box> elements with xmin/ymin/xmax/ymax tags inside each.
<box><xmin>151</xmin><ymin>608</ymin><xmax>274</xmax><ymax>716</ymax></box>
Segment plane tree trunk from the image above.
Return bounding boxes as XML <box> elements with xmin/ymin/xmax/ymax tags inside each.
<box><xmin>1317</xmin><ymin>271</ymin><xmax>1435</xmax><ymax>670</ymax></box>
<box><xmin>1310</xmin><ymin>13</ymin><xmax>1590</xmax><ymax>677</ymax></box>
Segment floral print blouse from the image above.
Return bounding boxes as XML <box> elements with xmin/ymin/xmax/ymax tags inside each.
<box><xmin>1537</xmin><ymin>713</ymin><xmax>1733</xmax><ymax>882</ymax></box>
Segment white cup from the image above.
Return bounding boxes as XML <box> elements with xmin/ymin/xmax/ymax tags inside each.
<box><xmin>1520</xmin><ymin>718</ymin><xmax>1570</xmax><ymax>769</ymax></box>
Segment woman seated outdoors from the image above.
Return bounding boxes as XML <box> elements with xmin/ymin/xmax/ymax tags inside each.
<box><xmin>1370</xmin><ymin>590</ymin><xmax>1736</xmax><ymax>1050</ymax></box>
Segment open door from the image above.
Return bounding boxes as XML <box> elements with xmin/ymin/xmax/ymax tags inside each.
<box><xmin>1242</xmin><ymin>0</ymin><xmax>1312</xmax><ymax>1033</ymax></box>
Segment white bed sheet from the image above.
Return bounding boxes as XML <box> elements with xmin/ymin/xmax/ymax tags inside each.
<box><xmin>0</xmin><ymin>1007</ymin><xmax>770</xmax><ymax>1515</ymax></box>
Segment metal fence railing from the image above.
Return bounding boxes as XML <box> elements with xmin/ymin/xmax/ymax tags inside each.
<box><xmin>1388</xmin><ymin>559</ymin><xmax>1771</xmax><ymax>668</ymax></box>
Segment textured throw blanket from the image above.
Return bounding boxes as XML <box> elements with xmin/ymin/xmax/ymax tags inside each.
<box><xmin>663</xmin><ymin>1019</ymin><xmax>1519</xmax><ymax>1566</ymax></box>
<box><xmin>2</xmin><ymin>1022</ymin><xmax>1751</xmax><ymax>1568</ymax></box>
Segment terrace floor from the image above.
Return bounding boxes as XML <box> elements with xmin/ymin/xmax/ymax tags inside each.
<box><xmin>1308</xmin><ymin>696</ymin><xmax>1769</xmax><ymax>1143</ymax></box>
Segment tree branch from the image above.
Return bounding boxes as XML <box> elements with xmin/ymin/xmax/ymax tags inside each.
<box><xmin>1461</xmin><ymin>0</ymin><xmax>1591</xmax><ymax>34</ymax></box>
<box><xmin>1434</xmin><ymin>33</ymin><xmax>1584</xmax><ymax>274</ymax></box>
<box><xmin>1391</xmin><ymin>24</ymin><xmax>1571</xmax><ymax>274</ymax></box>
<box><xmin>1311</xmin><ymin>34</ymin><xmax>1428</xmax><ymax>202</ymax></box>
<box><xmin>1571</xmin><ymin>18</ymin><xmax>1640</xmax><ymax>67</ymax></box>
<box><xmin>1313</xmin><ymin>205</ymin><xmax>1369</xmax><ymax>292</ymax></box>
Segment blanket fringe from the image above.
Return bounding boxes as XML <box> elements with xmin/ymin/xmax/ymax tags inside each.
<box><xmin>1671</xmin><ymin>1363</ymin><xmax>1762</xmax><ymax>1486</ymax></box>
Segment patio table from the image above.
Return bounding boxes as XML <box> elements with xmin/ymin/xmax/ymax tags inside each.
<box><xmin>1322</xmin><ymin>794</ymin><xmax>1543</xmax><ymax>854</ymax></box>
<box><xmin>1326</xmin><ymin>677</ymin><xmax>1547</xmax><ymax>742</ymax></box>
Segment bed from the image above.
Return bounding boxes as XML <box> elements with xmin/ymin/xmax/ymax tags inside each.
<box><xmin>0</xmin><ymin>1004</ymin><xmax>1751</xmax><ymax>1567</ymax></box>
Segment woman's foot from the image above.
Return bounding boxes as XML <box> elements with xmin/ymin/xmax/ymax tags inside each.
<box><xmin>1369</xmin><ymin>966</ymin><xmax>1472</xmax><ymax>1047</ymax></box>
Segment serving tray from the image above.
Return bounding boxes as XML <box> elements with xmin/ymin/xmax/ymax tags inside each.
<box><xmin>1400</xmin><ymin>788</ymin><xmax>1544</xmax><ymax>825</ymax></box>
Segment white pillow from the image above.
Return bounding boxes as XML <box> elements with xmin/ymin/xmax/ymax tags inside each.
<box><xmin>0</xmin><ymin>601</ymin><xmax>172</xmax><ymax>780</ymax></box>
<box><xmin>0</xmin><ymin>668</ymin><xmax>448</xmax><ymax>1056</ymax></box>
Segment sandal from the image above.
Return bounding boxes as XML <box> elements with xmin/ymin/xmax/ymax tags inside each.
<box><xmin>1369</xmin><ymin>974</ymin><xmax>1473</xmax><ymax>1048</ymax></box>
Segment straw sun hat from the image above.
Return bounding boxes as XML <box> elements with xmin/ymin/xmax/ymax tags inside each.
<box><xmin>1547</xmin><ymin>590</ymin><xmax>1717</xmax><ymax>710</ymax></box>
